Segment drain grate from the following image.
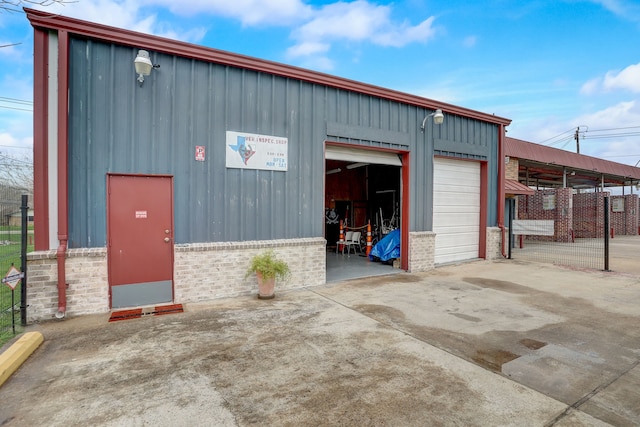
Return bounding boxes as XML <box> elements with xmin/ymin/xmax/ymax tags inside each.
<box><xmin>109</xmin><ymin>304</ymin><xmax>184</xmax><ymax>322</ymax></box>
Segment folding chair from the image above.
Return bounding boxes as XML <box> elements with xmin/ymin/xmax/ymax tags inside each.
<box><xmin>344</xmin><ymin>231</ymin><xmax>361</xmax><ymax>257</ymax></box>
<box><xmin>336</xmin><ymin>231</ymin><xmax>353</xmax><ymax>255</ymax></box>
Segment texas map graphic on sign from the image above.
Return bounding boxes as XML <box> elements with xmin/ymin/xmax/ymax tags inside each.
<box><xmin>225</xmin><ymin>131</ymin><xmax>288</xmax><ymax>171</ymax></box>
<box><xmin>228</xmin><ymin>136</ymin><xmax>256</xmax><ymax>165</ymax></box>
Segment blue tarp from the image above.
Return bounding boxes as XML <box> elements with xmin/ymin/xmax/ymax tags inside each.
<box><xmin>369</xmin><ymin>229</ymin><xmax>400</xmax><ymax>262</ymax></box>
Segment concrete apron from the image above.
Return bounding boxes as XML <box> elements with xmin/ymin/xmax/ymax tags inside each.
<box><xmin>1</xmin><ymin>259</ymin><xmax>639</xmax><ymax>426</ymax></box>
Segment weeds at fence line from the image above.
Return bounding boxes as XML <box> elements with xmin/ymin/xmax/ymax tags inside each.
<box><xmin>0</xmin><ymin>191</ymin><xmax>31</xmax><ymax>347</ymax></box>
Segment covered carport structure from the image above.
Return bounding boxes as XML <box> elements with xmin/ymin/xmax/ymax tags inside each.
<box><xmin>506</xmin><ymin>137</ymin><xmax>640</xmax><ymax>191</ymax></box>
<box><xmin>504</xmin><ymin>137</ymin><xmax>640</xmax><ymax>266</ymax></box>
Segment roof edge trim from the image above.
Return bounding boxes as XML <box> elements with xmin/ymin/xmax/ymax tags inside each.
<box><xmin>25</xmin><ymin>8</ymin><xmax>511</xmax><ymax>127</ymax></box>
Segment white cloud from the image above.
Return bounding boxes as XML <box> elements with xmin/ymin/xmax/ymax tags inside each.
<box><xmin>296</xmin><ymin>55</ymin><xmax>335</xmax><ymax>72</ymax></box>
<box><xmin>32</xmin><ymin>0</ymin><xmax>208</xmax><ymax>43</ymax></box>
<box><xmin>35</xmin><ymin>0</ymin><xmax>147</xmax><ymax>30</ymax></box>
<box><xmin>288</xmin><ymin>0</ymin><xmax>435</xmax><ymax>64</ymax></box>
<box><xmin>139</xmin><ymin>0</ymin><xmax>312</xmax><ymax>26</ymax></box>
<box><xmin>508</xmin><ymin>100</ymin><xmax>640</xmax><ymax>166</ymax></box>
<box><xmin>288</xmin><ymin>1</ymin><xmax>436</xmax><ymax>60</ymax></box>
<box><xmin>581</xmin><ymin>62</ymin><xmax>640</xmax><ymax>95</ymax></box>
<box><xmin>580</xmin><ymin>77</ymin><xmax>600</xmax><ymax>95</ymax></box>
<box><xmin>372</xmin><ymin>16</ymin><xmax>436</xmax><ymax>47</ymax></box>
<box><xmin>603</xmin><ymin>63</ymin><xmax>640</xmax><ymax>93</ymax></box>
<box><xmin>286</xmin><ymin>41</ymin><xmax>330</xmax><ymax>58</ymax></box>
<box><xmin>572</xmin><ymin>100</ymin><xmax>640</xmax><ymax>128</ymax></box>
<box><xmin>588</xmin><ymin>0</ymin><xmax>640</xmax><ymax>22</ymax></box>
<box><xmin>285</xmin><ymin>41</ymin><xmax>333</xmax><ymax>71</ymax></box>
<box><xmin>30</xmin><ymin>0</ymin><xmax>435</xmax><ymax>65</ymax></box>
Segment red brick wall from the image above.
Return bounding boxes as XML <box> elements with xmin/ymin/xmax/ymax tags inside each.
<box><xmin>517</xmin><ymin>188</ymin><xmax>573</xmax><ymax>242</ymax></box>
<box><xmin>517</xmin><ymin>190</ymin><xmax>637</xmax><ymax>240</ymax></box>
<box><xmin>573</xmin><ymin>192</ymin><xmax>607</xmax><ymax>238</ymax></box>
<box><xmin>610</xmin><ymin>194</ymin><xmax>639</xmax><ymax>236</ymax></box>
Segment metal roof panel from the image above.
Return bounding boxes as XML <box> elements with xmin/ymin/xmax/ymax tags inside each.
<box><xmin>506</xmin><ymin>137</ymin><xmax>640</xmax><ymax>180</ymax></box>
<box><xmin>505</xmin><ymin>179</ymin><xmax>535</xmax><ymax>195</ymax></box>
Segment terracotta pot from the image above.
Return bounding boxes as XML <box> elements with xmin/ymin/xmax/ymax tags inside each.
<box><xmin>256</xmin><ymin>272</ymin><xmax>276</xmax><ymax>299</ymax></box>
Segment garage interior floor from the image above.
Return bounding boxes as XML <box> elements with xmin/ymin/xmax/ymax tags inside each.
<box><xmin>326</xmin><ymin>247</ymin><xmax>401</xmax><ymax>283</ymax></box>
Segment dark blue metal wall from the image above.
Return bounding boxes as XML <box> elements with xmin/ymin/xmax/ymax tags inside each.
<box><xmin>67</xmin><ymin>38</ymin><xmax>499</xmax><ymax>248</ymax></box>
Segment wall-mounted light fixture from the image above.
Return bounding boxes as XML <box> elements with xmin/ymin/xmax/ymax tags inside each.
<box><xmin>134</xmin><ymin>50</ymin><xmax>160</xmax><ymax>86</ymax></box>
<box><xmin>420</xmin><ymin>109</ymin><xmax>444</xmax><ymax>131</ymax></box>
<box><xmin>326</xmin><ymin>168</ymin><xmax>342</xmax><ymax>175</ymax></box>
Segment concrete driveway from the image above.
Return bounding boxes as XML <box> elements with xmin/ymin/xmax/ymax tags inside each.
<box><xmin>1</xmin><ymin>259</ymin><xmax>639</xmax><ymax>426</ymax></box>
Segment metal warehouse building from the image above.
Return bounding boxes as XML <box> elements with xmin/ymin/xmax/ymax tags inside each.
<box><xmin>25</xmin><ymin>9</ymin><xmax>511</xmax><ymax>321</ymax></box>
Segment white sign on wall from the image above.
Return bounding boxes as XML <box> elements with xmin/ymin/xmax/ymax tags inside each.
<box><xmin>612</xmin><ymin>198</ymin><xmax>624</xmax><ymax>212</ymax></box>
<box><xmin>543</xmin><ymin>194</ymin><xmax>556</xmax><ymax>210</ymax></box>
<box><xmin>225</xmin><ymin>131</ymin><xmax>288</xmax><ymax>171</ymax></box>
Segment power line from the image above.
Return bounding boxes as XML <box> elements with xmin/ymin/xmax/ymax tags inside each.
<box><xmin>583</xmin><ymin>132</ymin><xmax>640</xmax><ymax>139</ymax></box>
<box><xmin>586</xmin><ymin>125</ymin><xmax>640</xmax><ymax>132</ymax></box>
<box><xmin>0</xmin><ymin>154</ymin><xmax>33</xmax><ymax>166</ymax></box>
<box><xmin>0</xmin><ymin>105</ymin><xmax>32</xmax><ymax>112</ymax></box>
<box><xmin>535</xmin><ymin>128</ymin><xmax>575</xmax><ymax>145</ymax></box>
<box><xmin>602</xmin><ymin>154</ymin><xmax>640</xmax><ymax>158</ymax></box>
<box><xmin>0</xmin><ymin>97</ymin><xmax>32</xmax><ymax>105</ymax></box>
<box><xmin>547</xmin><ymin>135</ymin><xmax>574</xmax><ymax>147</ymax></box>
<box><xmin>0</xmin><ymin>97</ymin><xmax>33</xmax><ymax>112</ymax></box>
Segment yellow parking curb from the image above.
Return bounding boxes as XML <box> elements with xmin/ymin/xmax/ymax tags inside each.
<box><xmin>0</xmin><ymin>332</ymin><xmax>44</xmax><ymax>387</ymax></box>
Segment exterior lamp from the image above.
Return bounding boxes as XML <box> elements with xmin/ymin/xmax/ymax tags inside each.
<box><xmin>134</xmin><ymin>50</ymin><xmax>159</xmax><ymax>86</ymax></box>
<box><xmin>421</xmin><ymin>109</ymin><xmax>444</xmax><ymax>131</ymax></box>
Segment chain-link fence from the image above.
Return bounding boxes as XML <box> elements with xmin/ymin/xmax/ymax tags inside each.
<box><xmin>0</xmin><ymin>189</ymin><xmax>30</xmax><ymax>343</ymax></box>
<box><xmin>507</xmin><ymin>190</ymin><xmax>613</xmax><ymax>271</ymax></box>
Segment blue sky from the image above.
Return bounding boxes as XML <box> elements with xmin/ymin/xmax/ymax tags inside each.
<box><xmin>1</xmin><ymin>0</ymin><xmax>640</xmax><ymax>167</ymax></box>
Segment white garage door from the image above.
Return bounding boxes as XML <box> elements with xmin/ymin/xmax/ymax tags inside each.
<box><xmin>433</xmin><ymin>158</ymin><xmax>480</xmax><ymax>264</ymax></box>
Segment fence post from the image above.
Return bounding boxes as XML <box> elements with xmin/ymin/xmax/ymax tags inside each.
<box><xmin>20</xmin><ymin>194</ymin><xmax>28</xmax><ymax>326</ymax></box>
<box><xmin>604</xmin><ymin>196</ymin><xmax>610</xmax><ymax>272</ymax></box>
<box><xmin>508</xmin><ymin>198</ymin><xmax>514</xmax><ymax>259</ymax></box>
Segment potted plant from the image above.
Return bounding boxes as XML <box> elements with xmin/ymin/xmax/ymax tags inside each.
<box><xmin>245</xmin><ymin>250</ymin><xmax>290</xmax><ymax>299</ymax></box>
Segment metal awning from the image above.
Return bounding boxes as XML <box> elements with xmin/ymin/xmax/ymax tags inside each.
<box><xmin>505</xmin><ymin>179</ymin><xmax>534</xmax><ymax>195</ymax></box>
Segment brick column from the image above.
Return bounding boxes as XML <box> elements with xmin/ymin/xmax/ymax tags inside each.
<box><xmin>408</xmin><ymin>231</ymin><xmax>435</xmax><ymax>272</ymax></box>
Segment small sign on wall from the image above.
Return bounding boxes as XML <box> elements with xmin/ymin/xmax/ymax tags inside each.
<box><xmin>195</xmin><ymin>146</ymin><xmax>205</xmax><ymax>161</ymax></box>
<box><xmin>225</xmin><ymin>131</ymin><xmax>288</xmax><ymax>171</ymax></box>
<box><xmin>612</xmin><ymin>198</ymin><xmax>624</xmax><ymax>212</ymax></box>
<box><xmin>136</xmin><ymin>210</ymin><xmax>147</xmax><ymax>219</ymax></box>
<box><xmin>543</xmin><ymin>194</ymin><xmax>556</xmax><ymax>210</ymax></box>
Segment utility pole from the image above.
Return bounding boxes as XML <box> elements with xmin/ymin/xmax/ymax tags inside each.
<box><xmin>574</xmin><ymin>127</ymin><xmax>580</xmax><ymax>154</ymax></box>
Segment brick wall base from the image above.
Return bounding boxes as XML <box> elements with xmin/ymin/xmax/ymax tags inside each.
<box><xmin>27</xmin><ymin>248</ymin><xmax>109</xmax><ymax>323</ymax></box>
<box><xmin>174</xmin><ymin>238</ymin><xmax>326</xmax><ymax>303</ymax></box>
<box><xmin>408</xmin><ymin>231</ymin><xmax>435</xmax><ymax>272</ymax></box>
<box><xmin>486</xmin><ymin>227</ymin><xmax>503</xmax><ymax>260</ymax></box>
<box><xmin>26</xmin><ymin>238</ymin><xmax>326</xmax><ymax>323</ymax></box>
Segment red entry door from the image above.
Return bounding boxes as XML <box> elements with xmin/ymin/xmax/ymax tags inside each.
<box><xmin>107</xmin><ymin>174</ymin><xmax>174</xmax><ymax>308</ymax></box>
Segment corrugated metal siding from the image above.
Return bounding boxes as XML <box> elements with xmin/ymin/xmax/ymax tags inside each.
<box><xmin>67</xmin><ymin>37</ymin><xmax>501</xmax><ymax>248</ymax></box>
